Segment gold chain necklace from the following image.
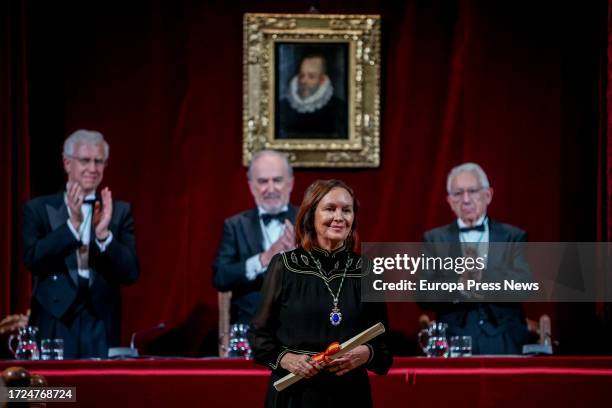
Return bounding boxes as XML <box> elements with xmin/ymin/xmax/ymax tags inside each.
<box><xmin>306</xmin><ymin>250</ymin><xmax>352</xmax><ymax>326</ymax></box>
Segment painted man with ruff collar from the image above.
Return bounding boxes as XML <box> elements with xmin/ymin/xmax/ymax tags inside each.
<box><xmin>277</xmin><ymin>54</ymin><xmax>348</xmax><ymax>139</ymax></box>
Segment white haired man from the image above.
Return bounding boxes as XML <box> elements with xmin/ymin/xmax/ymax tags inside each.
<box><xmin>423</xmin><ymin>162</ymin><xmax>530</xmax><ymax>354</ymax></box>
<box><xmin>23</xmin><ymin>129</ymin><xmax>139</xmax><ymax>359</ymax></box>
<box><xmin>213</xmin><ymin>150</ymin><xmax>297</xmax><ymax>324</ymax></box>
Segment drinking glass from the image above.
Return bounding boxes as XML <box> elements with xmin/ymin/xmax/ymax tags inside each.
<box><xmin>418</xmin><ymin>322</ymin><xmax>449</xmax><ymax>357</ymax></box>
<box><xmin>7</xmin><ymin>326</ymin><xmax>39</xmax><ymax>360</ymax></box>
<box><xmin>228</xmin><ymin>324</ymin><xmax>251</xmax><ymax>359</ymax></box>
<box><xmin>450</xmin><ymin>336</ymin><xmax>472</xmax><ymax>357</ymax></box>
<box><xmin>41</xmin><ymin>338</ymin><xmax>64</xmax><ymax>360</ymax></box>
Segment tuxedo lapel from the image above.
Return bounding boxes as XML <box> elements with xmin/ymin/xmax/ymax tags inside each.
<box><xmin>45</xmin><ymin>193</ymin><xmax>79</xmax><ymax>286</ymax></box>
<box><xmin>240</xmin><ymin>205</ymin><xmax>297</xmax><ymax>254</ymax></box>
<box><xmin>241</xmin><ymin>209</ymin><xmax>264</xmax><ymax>255</ymax></box>
<box><xmin>447</xmin><ymin>222</ymin><xmax>463</xmax><ymax>258</ymax></box>
<box><xmin>287</xmin><ymin>205</ymin><xmax>298</xmax><ymax>223</ymax></box>
<box><xmin>486</xmin><ymin>219</ymin><xmax>504</xmax><ymax>274</ymax></box>
<box><xmin>46</xmin><ymin>194</ymin><xmax>68</xmax><ymax>231</ymax></box>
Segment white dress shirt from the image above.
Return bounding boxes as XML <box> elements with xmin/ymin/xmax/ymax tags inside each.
<box><xmin>245</xmin><ymin>205</ymin><xmax>288</xmax><ymax>281</ymax></box>
<box><xmin>65</xmin><ymin>192</ymin><xmax>113</xmax><ymax>279</ymax></box>
<box><xmin>458</xmin><ymin>214</ymin><xmax>489</xmax><ymax>266</ymax></box>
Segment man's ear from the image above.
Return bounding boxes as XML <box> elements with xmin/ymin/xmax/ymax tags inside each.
<box><xmin>446</xmin><ymin>194</ymin><xmax>454</xmax><ymax>210</ymax></box>
<box><xmin>247</xmin><ymin>179</ymin><xmax>257</xmax><ymax>197</ymax></box>
<box><xmin>484</xmin><ymin>187</ymin><xmax>494</xmax><ymax>205</ymax></box>
<box><xmin>288</xmin><ymin>176</ymin><xmax>295</xmax><ymax>193</ymax></box>
<box><xmin>63</xmin><ymin>155</ymin><xmax>71</xmax><ymax>173</ymax></box>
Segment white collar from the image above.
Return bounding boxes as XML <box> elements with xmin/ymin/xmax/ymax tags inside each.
<box><xmin>63</xmin><ymin>191</ymin><xmax>96</xmax><ymax>205</ymax></box>
<box><xmin>287</xmin><ymin>75</ymin><xmax>333</xmax><ymax>113</ymax></box>
<box><xmin>457</xmin><ymin>214</ymin><xmax>487</xmax><ymax>229</ymax></box>
<box><xmin>64</xmin><ymin>182</ymin><xmax>96</xmax><ymax>201</ymax></box>
<box><xmin>257</xmin><ymin>205</ymin><xmax>289</xmax><ymax>216</ymax></box>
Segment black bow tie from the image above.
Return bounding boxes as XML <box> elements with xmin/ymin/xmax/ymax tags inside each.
<box><xmin>83</xmin><ymin>197</ymin><xmax>99</xmax><ymax>206</ymax></box>
<box><xmin>261</xmin><ymin>211</ymin><xmax>289</xmax><ymax>225</ymax></box>
<box><xmin>459</xmin><ymin>224</ymin><xmax>485</xmax><ymax>233</ymax></box>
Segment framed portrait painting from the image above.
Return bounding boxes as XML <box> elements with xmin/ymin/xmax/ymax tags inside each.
<box><xmin>243</xmin><ymin>13</ymin><xmax>381</xmax><ymax>167</ymax></box>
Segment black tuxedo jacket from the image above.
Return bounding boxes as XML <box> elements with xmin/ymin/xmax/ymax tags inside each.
<box><xmin>23</xmin><ymin>192</ymin><xmax>139</xmax><ymax>347</ymax></box>
<box><xmin>422</xmin><ymin>218</ymin><xmax>529</xmax><ymax>353</ymax></box>
<box><xmin>213</xmin><ymin>206</ymin><xmax>297</xmax><ymax>324</ymax></box>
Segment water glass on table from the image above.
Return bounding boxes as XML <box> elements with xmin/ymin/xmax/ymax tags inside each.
<box><xmin>41</xmin><ymin>338</ymin><xmax>64</xmax><ymax>360</ymax></box>
<box><xmin>418</xmin><ymin>321</ymin><xmax>449</xmax><ymax>357</ymax></box>
<box><xmin>450</xmin><ymin>336</ymin><xmax>472</xmax><ymax>357</ymax></box>
<box><xmin>228</xmin><ymin>324</ymin><xmax>251</xmax><ymax>359</ymax></box>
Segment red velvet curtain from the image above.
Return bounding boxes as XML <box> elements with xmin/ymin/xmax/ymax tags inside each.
<box><xmin>1</xmin><ymin>0</ymin><xmax>609</xmax><ymax>354</ymax></box>
<box><xmin>605</xmin><ymin>0</ymin><xmax>612</xmax><ymax>242</ymax></box>
<box><xmin>0</xmin><ymin>0</ymin><xmax>31</xmax><ymax>320</ymax></box>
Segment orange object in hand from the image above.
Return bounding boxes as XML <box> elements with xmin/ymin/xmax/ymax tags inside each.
<box><xmin>311</xmin><ymin>342</ymin><xmax>341</xmax><ymax>365</ymax></box>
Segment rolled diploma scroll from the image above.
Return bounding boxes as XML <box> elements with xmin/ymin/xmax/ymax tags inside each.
<box><xmin>273</xmin><ymin>322</ymin><xmax>386</xmax><ymax>391</ymax></box>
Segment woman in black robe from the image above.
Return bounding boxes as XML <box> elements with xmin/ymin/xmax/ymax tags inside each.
<box><xmin>249</xmin><ymin>179</ymin><xmax>392</xmax><ymax>408</ymax></box>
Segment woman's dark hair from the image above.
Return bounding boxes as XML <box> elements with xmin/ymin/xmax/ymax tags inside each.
<box><xmin>295</xmin><ymin>179</ymin><xmax>359</xmax><ymax>251</ymax></box>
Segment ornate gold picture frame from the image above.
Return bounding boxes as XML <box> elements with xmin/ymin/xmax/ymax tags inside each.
<box><xmin>243</xmin><ymin>13</ymin><xmax>381</xmax><ymax>168</ymax></box>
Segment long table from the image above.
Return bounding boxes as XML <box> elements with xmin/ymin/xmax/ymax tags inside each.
<box><xmin>1</xmin><ymin>357</ymin><xmax>611</xmax><ymax>407</ymax></box>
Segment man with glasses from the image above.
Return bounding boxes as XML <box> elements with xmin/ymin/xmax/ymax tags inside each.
<box><xmin>422</xmin><ymin>162</ymin><xmax>529</xmax><ymax>354</ymax></box>
<box><xmin>23</xmin><ymin>129</ymin><xmax>139</xmax><ymax>358</ymax></box>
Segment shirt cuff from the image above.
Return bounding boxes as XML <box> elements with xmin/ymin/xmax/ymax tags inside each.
<box><xmin>66</xmin><ymin>219</ymin><xmax>80</xmax><ymax>240</ymax></box>
<box><xmin>95</xmin><ymin>232</ymin><xmax>114</xmax><ymax>252</ymax></box>
<box><xmin>270</xmin><ymin>348</ymin><xmax>290</xmax><ymax>370</ymax></box>
<box><xmin>245</xmin><ymin>254</ymin><xmax>265</xmax><ymax>281</ymax></box>
<box><xmin>365</xmin><ymin>343</ymin><xmax>374</xmax><ymax>364</ymax></box>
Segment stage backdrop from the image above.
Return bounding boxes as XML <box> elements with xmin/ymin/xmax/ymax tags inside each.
<box><xmin>1</xmin><ymin>0</ymin><xmax>610</xmax><ymax>355</ymax></box>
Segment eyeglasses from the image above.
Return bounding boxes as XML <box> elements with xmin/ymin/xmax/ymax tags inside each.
<box><xmin>69</xmin><ymin>156</ymin><xmax>107</xmax><ymax>167</ymax></box>
<box><xmin>448</xmin><ymin>187</ymin><xmax>484</xmax><ymax>201</ymax></box>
